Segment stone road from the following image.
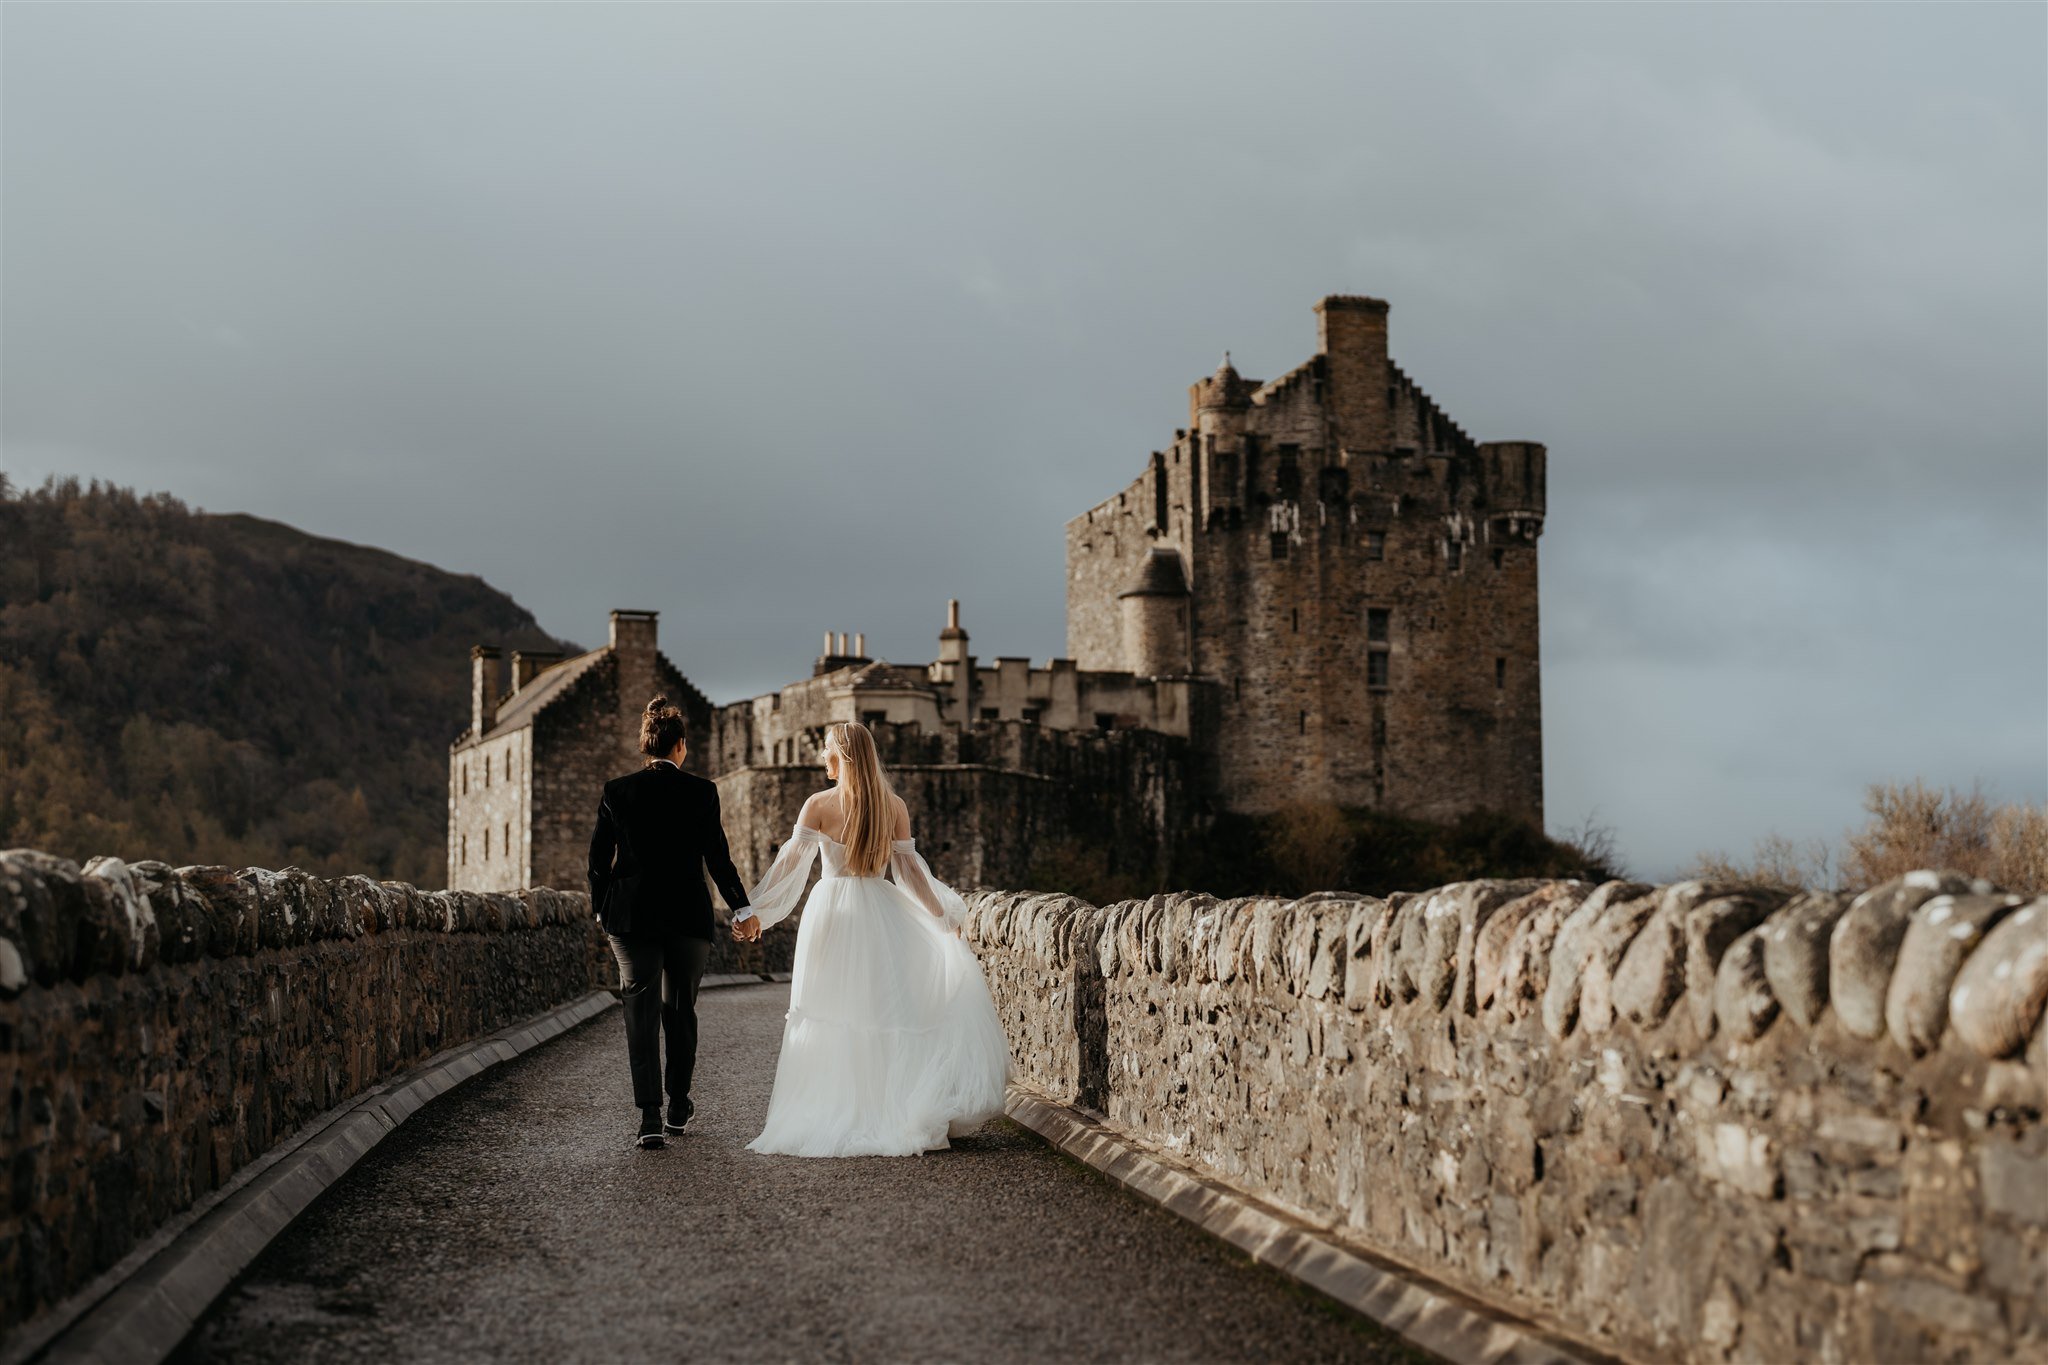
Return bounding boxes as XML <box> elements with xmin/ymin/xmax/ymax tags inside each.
<box><xmin>173</xmin><ymin>984</ymin><xmax>1428</xmax><ymax>1365</ymax></box>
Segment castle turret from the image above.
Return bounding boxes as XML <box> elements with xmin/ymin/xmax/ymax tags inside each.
<box><xmin>1189</xmin><ymin>354</ymin><xmax>1255</xmax><ymax>528</ymax></box>
<box><xmin>1118</xmin><ymin>548</ymin><xmax>1190</xmax><ymax>678</ymax></box>
<box><xmin>1479</xmin><ymin>440</ymin><xmax>1548</xmax><ymax>544</ymax></box>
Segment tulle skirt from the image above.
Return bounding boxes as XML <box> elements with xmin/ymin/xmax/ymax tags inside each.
<box><xmin>747</xmin><ymin>873</ymin><xmax>1012</xmax><ymax>1157</ymax></box>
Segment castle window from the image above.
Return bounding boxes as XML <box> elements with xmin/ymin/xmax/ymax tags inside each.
<box><xmin>1496</xmin><ymin>657</ymin><xmax>1507</xmax><ymax>690</ymax></box>
<box><xmin>1368</xmin><ymin>652</ymin><xmax>1390</xmax><ymax>689</ymax></box>
<box><xmin>1270</xmin><ymin>533</ymin><xmax>1288</xmax><ymax>560</ymax></box>
<box><xmin>1446</xmin><ymin>540</ymin><xmax>1463</xmax><ymax>572</ymax></box>
<box><xmin>1364</xmin><ymin>531</ymin><xmax>1386</xmax><ymax>561</ymax></box>
<box><xmin>462</xmin><ymin>765</ymin><xmax>469</xmax><ymax>795</ymax></box>
<box><xmin>1095</xmin><ymin>713</ymin><xmax>1115</xmax><ymax>731</ymax></box>
<box><xmin>484</xmin><ymin>827</ymin><xmax>490</xmax><ymax>860</ymax></box>
<box><xmin>1276</xmin><ymin>448</ymin><xmax>1302</xmax><ymax>500</ymax></box>
<box><xmin>503</xmin><ymin>822</ymin><xmax>511</xmax><ymax>858</ymax></box>
<box><xmin>1367</xmin><ymin>608</ymin><xmax>1390</xmax><ymax>643</ymax></box>
<box><xmin>862</xmin><ymin>710</ymin><xmax>887</xmax><ymax>728</ymax></box>
<box><xmin>1022</xmin><ymin>706</ymin><xmax>1044</xmax><ymax>725</ymax></box>
<box><xmin>485</xmin><ymin>754</ymin><xmax>492</xmax><ymax>788</ymax></box>
<box><xmin>979</xmin><ymin>708</ymin><xmax>999</xmax><ymax>722</ymax></box>
<box><xmin>1292</xmin><ymin>608</ymin><xmax>1300</xmax><ymax>633</ymax></box>
<box><xmin>1493</xmin><ymin>547</ymin><xmax>1504</xmax><ymax>570</ymax></box>
<box><xmin>460</xmin><ymin>836</ymin><xmax>467</xmax><ymax>867</ymax></box>
<box><xmin>1298</xmin><ymin>710</ymin><xmax>1307</xmax><ymax>735</ymax></box>
<box><xmin>1318</xmin><ymin>467</ymin><xmax>1349</xmax><ymax>504</ymax></box>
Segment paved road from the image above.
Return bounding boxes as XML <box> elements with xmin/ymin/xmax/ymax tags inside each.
<box><xmin>174</xmin><ymin>984</ymin><xmax>1428</xmax><ymax>1365</ymax></box>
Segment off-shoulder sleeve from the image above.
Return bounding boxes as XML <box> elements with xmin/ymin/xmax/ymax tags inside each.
<box><xmin>740</xmin><ymin>825</ymin><xmax>823</xmax><ymax>931</ymax></box>
<box><xmin>889</xmin><ymin>838</ymin><xmax>969</xmax><ymax>930</ymax></box>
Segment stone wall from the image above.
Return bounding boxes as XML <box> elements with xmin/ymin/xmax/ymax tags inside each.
<box><xmin>965</xmin><ymin>873</ymin><xmax>2048</xmax><ymax>1362</ymax></box>
<box><xmin>0</xmin><ymin>849</ymin><xmax>788</xmax><ymax>1338</ymax></box>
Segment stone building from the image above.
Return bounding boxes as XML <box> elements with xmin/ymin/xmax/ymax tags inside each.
<box><xmin>447</xmin><ymin>610</ymin><xmax>712</xmax><ymax>894</ymax></box>
<box><xmin>449</xmin><ymin>295</ymin><xmax>1545</xmax><ymax>893</ymax></box>
<box><xmin>1066</xmin><ymin>295</ymin><xmax>1546</xmax><ymax>819</ymax></box>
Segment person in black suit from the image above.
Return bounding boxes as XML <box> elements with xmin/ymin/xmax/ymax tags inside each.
<box><xmin>588</xmin><ymin>695</ymin><xmax>752</xmax><ymax>1150</ymax></box>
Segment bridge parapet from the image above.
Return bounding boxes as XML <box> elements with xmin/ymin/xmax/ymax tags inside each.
<box><xmin>966</xmin><ymin>876</ymin><xmax>2048</xmax><ymax>1363</ymax></box>
<box><xmin>0</xmin><ymin>849</ymin><xmax>789</xmax><ymax>1341</ymax></box>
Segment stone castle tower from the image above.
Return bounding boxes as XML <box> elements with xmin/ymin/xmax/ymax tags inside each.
<box><xmin>1065</xmin><ymin>295</ymin><xmax>1546</xmax><ymax>820</ymax></box>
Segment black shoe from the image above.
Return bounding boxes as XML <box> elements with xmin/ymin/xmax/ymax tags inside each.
<box><xmin>664</xmin><ymin>1097</ymin><xmax>694</xmax><ymax>1135</ymax></box>
<box><xmin>636</xmin><ymin>1107</ymin><xmax>665</xmax><ymax>1150</ymax></box>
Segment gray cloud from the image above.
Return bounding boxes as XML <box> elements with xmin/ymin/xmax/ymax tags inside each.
<box><xmin>4</xmin><ymin>3</ymin><xmax>2042</xmax><ymax>878</ymax></box>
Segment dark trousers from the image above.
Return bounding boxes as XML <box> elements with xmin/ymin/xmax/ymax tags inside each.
<box><xmin>606</xmin><ymin>928</ymin><xmax>712</xmax><ymax>1111</ymax></box>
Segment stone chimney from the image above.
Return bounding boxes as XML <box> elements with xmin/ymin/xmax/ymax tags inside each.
<box><xmin>814</xmin><ymin>629</ymin><xmax>870</xmax><ymax>677</ymax></box>
<box><xmin>938</xmin><ymin>598</ymin><xmax>969</xmax><ymax>665</ymax></box>
<box><xmin>938</xmin><ymin>599</ymin><xmax>973</xmax><ymax>717</ymax></box>
<box><xmin>1314</xmin><ymin>295</ymin><xmax>1391</xmax><ymax>455</ymax></box>
<box><xmin>510</xmin><ymin>650</ymin><xmax>563</xmax><ymax>693</ymax></box>
<box><xmin>471</xmin><ymin>645</ymin><xmax>502</xmax><ymax>736</ymax></box>
<box><xmin>608</xmin><ymin>612</ymin><xmax>662</xmax><ymax>753</ymax></box>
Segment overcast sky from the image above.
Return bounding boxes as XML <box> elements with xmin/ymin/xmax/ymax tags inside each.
<box><xmin>4</xmin><ymin>4</ymin><xmax>2043</xmax><ymax>879</ymax></box>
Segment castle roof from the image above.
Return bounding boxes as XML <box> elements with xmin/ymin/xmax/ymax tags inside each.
<box><xmin>475</xmin><ymin>647</ymin><xmax>608</xmax><ymax>742</ymax></box>
<box><xmin>1193</xmin><ymin>353</ymin><xmax>1256</xmax><ymax>410</ymax></box>
<box><xmin>1119</xmin><ymin>547</ymin><xmax>1190</xmax><ymax>598</ymax></box>
<box><xmin>842</xmin><ymin>662</ymin><xmax>936</xmax><ymax>693</ymax></box>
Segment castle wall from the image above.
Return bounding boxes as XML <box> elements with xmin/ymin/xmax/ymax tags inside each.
<box><xmin>715</xmin><ymin>719</ymin><xmax>1202</xmax><ymax>892</ymax></box>
<box><xmin>446</xmin><ymin>730</ymin><xmax>529</xmax><ymax>892</ymax></box>
<box><xmin>1065</xmin><ymin>470</ymin><xmax>1157</xmax><ymax>672</ymax></box>
<box><xmin>967</xmin><ymin>875</ymin><xmax>2048</xmax><ymax>1364</ymax></box>
<box><xmin>526</xmin><ymin>657</ymin><xmax>625</xmax><ymax>895</ymax></box>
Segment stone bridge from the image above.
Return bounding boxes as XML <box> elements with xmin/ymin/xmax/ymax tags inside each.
<box><xmin>1</xmin><ymin>853</ymin><xmax>2044</xmax><ymax>1363</ymax></box>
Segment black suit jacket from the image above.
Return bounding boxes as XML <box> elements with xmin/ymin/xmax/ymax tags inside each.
<box><xmin>587</xmin><ymin>763</ymin><xmax>751</xmax><ymax>940</ymax></box>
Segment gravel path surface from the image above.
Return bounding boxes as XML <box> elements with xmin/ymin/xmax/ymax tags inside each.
<box><xmin>174</xmin><ymin>984</ymin><xmax>1429</xmax><ymax>1365</ymax></box>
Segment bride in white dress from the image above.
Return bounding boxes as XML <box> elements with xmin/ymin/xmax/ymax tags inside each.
<box><xmin>728</xmin><ymin>721</ymin><xmax>1011</xmax><ymax>1157</ymax></box>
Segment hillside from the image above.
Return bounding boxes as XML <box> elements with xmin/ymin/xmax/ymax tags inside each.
<box><xmin>0</xmin><ymin>476</ymin><xmax>574</xmax><ymax>884</ymax></box>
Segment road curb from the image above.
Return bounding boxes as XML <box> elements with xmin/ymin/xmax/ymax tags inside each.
<box><xmin>12</xmin><ymin>973</ymin><xmax>789</xmax><ymax>1365</ymax></box>
<box><xmin>1002</xmin><ymin>1086</ymin><xmax>1617</xmax><ymax>1365</ymax></box>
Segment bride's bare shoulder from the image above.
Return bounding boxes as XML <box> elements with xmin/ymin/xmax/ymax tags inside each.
<box><xmin>889</xmin><ymin>792</ymin><xmax>911</xmax><ymax>839</ymax></box>
<box><xmin>798</xmin><ymin>790</ymin><xmax>838</xmax><ymax>829</ymax></box>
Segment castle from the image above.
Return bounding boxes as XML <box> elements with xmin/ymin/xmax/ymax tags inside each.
<box><xmin>449</xmin><ymin>296</ymin><xmax>1547</xmax><ymax>894</ymax></box>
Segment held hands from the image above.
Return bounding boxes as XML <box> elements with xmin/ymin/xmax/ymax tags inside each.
<box><xmin>730</xmin><ymin>913</ymin><xmax>762</xmax><ymax>943</ymax></box>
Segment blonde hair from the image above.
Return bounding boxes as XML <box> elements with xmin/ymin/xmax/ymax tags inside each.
<box><xmin>826</xmin><ymin>721</ymin><xmax>895</xmax><ymax>877</ymax></box>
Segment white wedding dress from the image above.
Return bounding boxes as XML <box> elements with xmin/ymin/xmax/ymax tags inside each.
<box><xmin>741</xmin><ymin>823</ymin><xmax>1011</xmax><ymax>1157</ymax></box>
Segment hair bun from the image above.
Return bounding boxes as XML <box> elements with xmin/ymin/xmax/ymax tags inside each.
<box><xmin>645</xmin><ymin>694</ymin><xmax>671</xmax><ymax>713</ymax></box>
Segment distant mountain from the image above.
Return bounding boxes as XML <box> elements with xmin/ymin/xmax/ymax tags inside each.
<box><xmin>0</xmin><ymin>475</ymin><xmax>574</xmax><ymax>885</ymax></box>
